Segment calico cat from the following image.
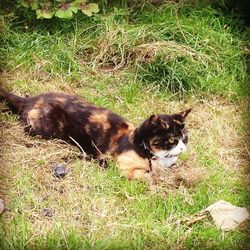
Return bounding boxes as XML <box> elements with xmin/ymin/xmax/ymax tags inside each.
<box><xmin>0</xmin><ymin>87</ymin><xmax>191</xmax><ymax>180</ymax></box>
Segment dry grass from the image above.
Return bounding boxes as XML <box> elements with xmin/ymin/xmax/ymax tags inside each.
<box><xmin>133</xmin><ymin>41</ymin><xmax>211</xmax><ymax>63</ymax></box>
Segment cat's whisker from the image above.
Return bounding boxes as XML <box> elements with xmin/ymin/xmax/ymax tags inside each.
<box><xmin>69</xmin><ymin>135</ymin><xmax>87</xmax><ymax>157</ymax></box>
<box><xmin>91</xmin><ymin>140</ymin><xmax>104</xmax><ymax>156</ymax></box>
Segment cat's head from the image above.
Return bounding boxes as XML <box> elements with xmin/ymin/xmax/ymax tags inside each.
<box><xmin>137</xmin><ymin>109</ymin><xmax>191</xmax><ymax>159</ymax></box>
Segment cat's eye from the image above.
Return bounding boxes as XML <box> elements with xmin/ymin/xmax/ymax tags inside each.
<box><xmin>153</xmin><ymin>140</ymin><xmax>161</xmax><ymax>146</ymax></box>
<box><xmin>169</xmin><ymin>138</ymin><xmax>174</xmax><ymax>143</ymax></box>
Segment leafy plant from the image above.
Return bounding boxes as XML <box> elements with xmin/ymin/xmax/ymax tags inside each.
<box><xmin>19</xmin><ymin>0</ymin><xmax>99</xmax><ymax>19</ymax></box>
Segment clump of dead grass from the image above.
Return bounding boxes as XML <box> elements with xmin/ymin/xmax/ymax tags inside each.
<box><xmin>92</xmin><ymin>26</ymin><xmax>133</xmax><ymax>70</ymax></box>
<box><xmin>190</xmin><ymin>99</ymin><xmax>249</xmax><ymax>171</ymax></box>
<box><xmin>149</xmin><ymin>164</ymin><xmax>208</xmax><ymax>193</ymax></box>
<box><xmin>133</xmin><ymin>41</ymin><xmax>211</xmax><ymax>63</ymax></box>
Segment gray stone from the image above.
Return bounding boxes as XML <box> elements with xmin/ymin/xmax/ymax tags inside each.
<box><xmin>42</xmin><ymin>208</ymin><xmax>53</xmax><ymax>217</ymax></box>
<box><xmin>53</xmin><ymin>165</ymin><xmax>68</xmax><ymax>178</ymax></box>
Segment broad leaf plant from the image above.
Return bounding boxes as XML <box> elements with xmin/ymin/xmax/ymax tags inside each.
<box><xmin>19</xmin><ymin>0</ymin><xmax>99</xmax><ymax>19</ymax></box>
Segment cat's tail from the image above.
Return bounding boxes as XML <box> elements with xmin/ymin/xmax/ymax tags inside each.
<box><xmin>0</xmin><ymin>87</ymin><xmax>25</xmax><ymax>113</ymax></box>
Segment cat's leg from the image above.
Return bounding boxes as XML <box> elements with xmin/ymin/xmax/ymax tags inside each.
<box><xmin>116</xmin><ymin>150</ymin><xmax>152</xmax><ymax>180</ymax></box>
<box><xmin>97</xmin><ymin>157</ymin><xmax>108</xmax><ymax>169</ymax></box>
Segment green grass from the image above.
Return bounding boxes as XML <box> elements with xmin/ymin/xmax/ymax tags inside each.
<box><xmin>0</xmin><ymin>1</ymin><xmax>249</xmax><ymax>249</ymax></box>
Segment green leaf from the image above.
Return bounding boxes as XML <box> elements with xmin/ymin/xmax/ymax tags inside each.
<box><xmin>30</xmin><ymin>1</ymin><xmax>39</xmax><ymax>10</ymax></box>
<box><xmin>55</xmin><ymin>9</ymin><xmax>73</xmax><ymax>19</ymax></box>
<box><xmin>36</xmin><ymin>9</ymin><xmax>54</xmax><ymax>19</ymax></box>
<box><xmin>20</xmin><ymin>0</ymin><xmax>29</xmax><ymax>8</ymax></box>
<box><xmin>71</xmin><ymin>0</ymin><xmax>86</xmax><ymax>9</ymax></box>
<box><xmin>69</xmin><ymin>6</ymin><xmax>78</xmax><ymax>14</ymax></box>
<box><xmin>74</xmin><ymin>0</ymin><xmax>87</xmax><ymax>3</ymax></box>
<box><xmin>20</xmin><ymin>0</ymin><xmax>38</xmax><ymax>9</ymax></box>
<box><xmin>81</xmin><ymin>3</ymin><xmax>99</xmax><ymax>17</ymax></box>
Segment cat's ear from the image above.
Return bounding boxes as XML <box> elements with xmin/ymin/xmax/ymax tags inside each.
<box><xmin>178</xmin><ymin>108</ymin><xmax>192</xmax><ymax>120</ymax></box>
<box><xmin>149</xmin><ymin>114</ymin><xmax>169</xmax><ymax>129</ymax></box>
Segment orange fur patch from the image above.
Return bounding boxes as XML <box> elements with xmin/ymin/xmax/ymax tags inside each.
<box><xmin>116</xmin><ymin>150</ymin><xmax>150</xmax><ymax>179</ymax></box>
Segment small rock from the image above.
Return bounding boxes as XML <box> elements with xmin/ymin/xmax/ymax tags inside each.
<box><xmin>53</xmin><ymin>164</ymin><xmax>68</xmax><ymax>179</ymax></box>
<box><xmin>42</xmin><ymin>208</ymin><xmax>53</xmax><ymax>217</ymax></box>
<box><xmin>0</xmin><ymin>198</ymin><xmax>5</xmax><ymax>214</ymax></box>
<box><xmin>206</xmin><ymin>200</ymin><xmax>250</xmax><ymax>231</ymax></box>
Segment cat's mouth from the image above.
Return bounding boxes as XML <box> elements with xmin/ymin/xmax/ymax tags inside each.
<box><xmin>152</xmin><ymin>153</ymin><xmax>179</xmax><ymax>160</ymax></box>
<box><xmin>152</xmin><ymin>140</ymin><xmax>187</xmax><ymax>160</ymax></box>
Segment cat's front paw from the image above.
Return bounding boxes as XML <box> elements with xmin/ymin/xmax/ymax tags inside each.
<box><xmin>122</xmin><ymin>169</ymin><xmax>152</xmax><ymax>181</ymax></box>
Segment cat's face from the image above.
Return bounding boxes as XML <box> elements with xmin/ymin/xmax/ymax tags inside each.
<box><xmin>139</xmin><ymin>109</ymin><xmax>191</xmax><ymax>159</ymax></box>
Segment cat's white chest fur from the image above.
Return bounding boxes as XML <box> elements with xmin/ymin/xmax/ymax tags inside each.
<box><xmin>157</xmin><ymin>156</ymin><xmax>178</xmax><ymax>168</ymax></box>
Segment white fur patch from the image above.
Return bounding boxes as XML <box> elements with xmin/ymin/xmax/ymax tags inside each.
<box><xmin>169</xmin><ymin>140</ymin><xmax>186</xmax><ymax>156</ymax></box>
<box><xmin>158</xmin><ymin>156</ymin><xmax>178</xmax><ymax>168</ymax></box>
<box><xmin>153</xmin><ymin>139</ymin><xmax>186</xmax><ymax>168</ymax></box>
